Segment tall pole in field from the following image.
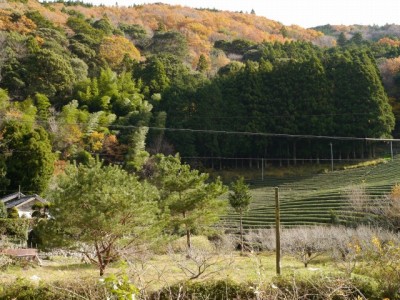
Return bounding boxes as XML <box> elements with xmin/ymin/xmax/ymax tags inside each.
<box><xmin>275</xmin><ymin>187</ymin><xmax>281</xmax><ymax>275</ymax></box>
<box><xmin>330</xmin><ymin>143</ymin><xmax>333</xmax><ymax>172</ymax></box>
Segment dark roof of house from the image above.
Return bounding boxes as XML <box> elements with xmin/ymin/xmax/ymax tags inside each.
<box><xmin>0</xmin><ymin>192</ymin><xmax>47</xmax><ymax>209</ymax></box>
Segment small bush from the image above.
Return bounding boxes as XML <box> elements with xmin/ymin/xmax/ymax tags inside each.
<box><xmin>153</xmin><ymin>279</ymin><xmax>255</xmax><ymax>300</ymax></box>
<box><xmin>0</xmin><ymin>254</ymin><xmax>14</xmax><ymax>270</ymax></box>
<box><xmin>170</xmin><ymin>235</ymin><xmax>214</xmax><ymax>253</ymax></box>
<box><xmin>0</xmin><ymin>218</ymin><xmax>30</xmax><ymax>240</ymax></box>
<box><xmin>351</xmin><ymin>275</ymin><xmax>380</xmax><ymax>300</ymax></box>
<box><xmin>0</xmin><ymin>278</ymin><xmax>58</xmax><ymax>300</ymax></box>
<box><xmin>272</xmin><ymin>274</ymin><xmax>378</xmax><ymax>300</ymax></box>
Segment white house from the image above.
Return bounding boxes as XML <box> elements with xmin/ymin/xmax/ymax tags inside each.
<box><xmin>0</xmin><ymin>192</ymin><xmax>47</xmax><ymax>218</ymax></box>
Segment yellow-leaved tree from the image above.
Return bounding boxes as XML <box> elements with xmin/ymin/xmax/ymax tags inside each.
<box><xmin>99</xmin><ymin>35</ymin><xmax>141</xmax><ymax>69</ymax></box>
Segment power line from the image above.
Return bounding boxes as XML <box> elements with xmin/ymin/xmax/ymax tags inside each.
<box><xmin>3</xmin><ymin>118</ymin><xmax>400</xmax><ymax>142</ymax></box>
<box><xmin>106</xmin><ymin>125</ymin><xmax>400</xmax><ymax>142</ymax></box>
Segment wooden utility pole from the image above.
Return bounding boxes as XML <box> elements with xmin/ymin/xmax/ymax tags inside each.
<box><xmin>275</xmin><ymin>187</ymin><xmax>281</xmax><ymax>275</ymax></box>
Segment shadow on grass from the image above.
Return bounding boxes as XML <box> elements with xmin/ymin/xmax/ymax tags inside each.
<box><xmin>42</xmin><ymin>263</ymin><xmax>96</xmax><ymax>272</ymax></box>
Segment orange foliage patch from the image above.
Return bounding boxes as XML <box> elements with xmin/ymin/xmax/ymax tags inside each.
<box><xmin>99</xmin><ymin>35</ymin><xmax>141</xmax><ymax>68</ymax></box>
<box><xmin>378</xmin><ymin>37</ymin><xmax>400</xmax><ymax>47</ymax></box>
<box><xmin>53</xmin><ymin>160</ymin><xmax>68</xmax><ymax>176</ymax></box>
<box><xmin>0</xmin><ymin>9</ymin><xmax>36</xmax><ymax>34</ymax></box>
<box><xmin>15</xmin><ymin>1</ymin><xmax>323</xmax><ymax>61</ymax></box>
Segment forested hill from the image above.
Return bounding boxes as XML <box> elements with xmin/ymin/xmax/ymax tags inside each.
<box><xmin>313</xmin><ymin>24</ymin><xmax>400</xmax><ymax>43</ymax></box>
<box><xmin>1</xmin><ymin>0</ymin><xmax>324</xmax><ymax>64</ymax></box>
<box><xmin>0</xmin><ymin>0</ymin><xmax>400</xmax><ymax>195</ymax></box>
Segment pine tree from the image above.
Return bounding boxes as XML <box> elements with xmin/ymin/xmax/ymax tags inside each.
<box><xmin>153</xmin><ymin>154</ymin><xmax>227</xmax><ymax>250</ymax></box>
<box><xmin>229</xmin><ymin>177</ymin><xmax>252</xmax><ymax>253</ymax></box>
<box><xmin>196</xmin><ymin>54</ymin><xmax>209</xmax><ymax>73</ymax></box>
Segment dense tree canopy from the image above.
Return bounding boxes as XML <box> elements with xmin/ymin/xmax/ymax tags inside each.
<box><xmin>152</xmin><ymin>154</ymin><xmax>227</xmax><ymax>249</ymax></box>
<box><xmin>0</xmin><ymin>3</ymin><xmax>397</xmax><ymax>178</ymax></box>
<box><xmin>0</xmin><ymin>121</ymin><xmax>55</xmax><ymax>194</ymax></box>
<box><xmin>43</xmin><ymin>161</ymin><xmax>160</xmax><ymax>276</ymax></box>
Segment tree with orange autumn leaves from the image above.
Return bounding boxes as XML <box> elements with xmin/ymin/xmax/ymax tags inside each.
<box><xmin>99</xmin><ymin>35</ymin><xmax>141</xmax><ymax>68</ymax></box>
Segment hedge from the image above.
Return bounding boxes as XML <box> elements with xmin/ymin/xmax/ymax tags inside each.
<box><xmin>0</xmin><ymin>218</ymin><xmax>30</xmax><ymax>240</ymax></box>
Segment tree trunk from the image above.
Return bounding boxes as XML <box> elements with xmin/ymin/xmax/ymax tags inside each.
<box><xmin>100</xmin><ymin>265</ymin><xmax>105</xmax><ymax>276</ymax></box>
<box><xmin>186</xmin><ymin>228</ymin><xmax>191</xmax><ymax>250</ymax></box>
<box><xmin>293</xmin><ymin>141</ymin><xmax>297</xmax><ymax>166</ymax></box>
<box><xmin>361</xmin><ymin>142</ymin><xmax>364</xmax><ymax>159</ymax></box>
<box><xmin>287</xmin><ymin>143</ymin><xmax>290</xmax><ymax>166</ymax></box>
<box><xmin>240</xmin><ymin>212</ymin><xmax>244</xmax><ymax>254</ymax></box>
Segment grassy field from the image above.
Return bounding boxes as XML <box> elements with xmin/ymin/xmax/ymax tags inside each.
<box><xmin>0</xmin><ymin>251</ymin><xmax>337</xmax><ymax>289</ymax></box>
<box><xmin>221</xmin><ymin>157</ymin><xmax>400</xmax><ymax>229</ymax></box>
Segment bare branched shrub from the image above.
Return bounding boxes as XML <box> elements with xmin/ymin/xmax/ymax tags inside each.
<box><xmin>346</xmin><ymin>184</ymin><xmax>370</xmax><ymax>213</ymax></box>
<box><xmin>245</xmin><ymin>228</ymin><xmax>276</xmax><ymax>251</ymax></box>
<box><xmin>210</xmin><ymin>233</ymin><xmax>237</xmax><ymax>253</ymax></box>
<box><xmin>328</xmin><ymin>226</ymin><xmax>365</xmax><ymax>276</ymax></box>
<box><xmin>267</xmin><ymin>274</ymin><xmax>368</xmax><ymax>300</ymax></box>
<box><xmin>282</xmin><ymin>226</ymin><xmax>331</xmax><ymax>268</ymax></box>
<box><xmin>168</xmin><ymin>245</ymin><xmax>233</xmax><ymax>281</ymax></box>
<box><xmin>344</xmin><ymin>183</ymin><xmax>400</xmax><ymax>229</ymax></box>
<box><xmin>120</xmin><ymin>246</ymin><xmax>159</xmax><ymax>299</ymax></box>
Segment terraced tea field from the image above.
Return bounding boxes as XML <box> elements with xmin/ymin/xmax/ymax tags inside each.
<box><xmin>221</xmin><ymin>157</ymin><xmax>400</xmax><ymax>229</ymax></box>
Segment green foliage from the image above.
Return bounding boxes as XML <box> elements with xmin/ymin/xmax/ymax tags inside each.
<box><xmin>6</xmin><ymin>207</ymin><xmax>19</xmax><ymax>219</ymax></box>
<box><xmin>147</xmin><ymin>31</ymin><xmax>188</xmax><ymax>60</ymax></box>
<box><xmin>66</xmin><ymin>16</ymin><xmax>103</xmax><ymax>43</ymax></box>
<box><xmin>25</xmin><ymin>10</ymin><xmax>58</xmax><ymax>29</ymax></box>
<box><xmin>24</xmin><ymin>48</ymin><xmax>77</xmax><ymax>98</ymax></box>
<box><xmin>43</xmin><ymin>160</ymin><xmax>160</xmax><ymax>275</ymax></box>
<box><xmin>196</xmin><ymin>54</ymin><xmax>209</xmax><ymax>73</ymax></box>
<box><xmin>0</xmin><ymin>218</ymin><xmax>30</xmax><ymax>240</ymax></box>
<box><xmin>153</xmin><ymin>154</ymin><xmax>227</xmax><ymax>249</ymax></box>
<box><xmin>156</xmin><ymin>280</ymin><xmax>255</xmax><ymax>300</ymax></box>
<box><xmin>118</xmin><ymin>23</ymin><xmax>147</xmax><ymax>40</ymax></box>
<box><xmin>0</xmin><ymin>202</ymin><xmax>7</xmax><ymax>218</ymax></box>
<box><xmin>1</xmin><ymin>121</ymin><xmax>55</xmax><ymax>194</ymax></box>
<box><xmin>103</xmin><ymin>273</ymin><xmax>139</xmax><ymax>300</ymax></box>
<box><xmin>229</xmin><ymin>177</ymin><xmax>252</xmax><ymax>213</ymax></box>
<box><xmin>33</xmin><ymin>93</ymin><xmax>51</xmax><ymax>122</ymax></box>
<box><xmin>337</xmin><ymin>32</ymin><xmax>347</xmax><ymax>47</ymax></box>
<box><xmin>0</xmin><ymin>278</ymin><xmax>58</xmax><ymax>300</ymax></box>
<box><xmin>71</xmin><ymin>150</ymin><xmax>94</xmax><ymax>165</ymax></box>
<box><xmin>0</xmin><ymin>157</ymin><xmax>10</xmax><ymax>193</ymax></box>
<box><xmin>0</xmin><ymin>88</ymin><xmax>10</xmax><ymax>113</ymax></box>
<box><xmin>229</xmin><ymin>176</ymin><xmax>252</xmax><ymax>251</ymax></box>
<box><xmin>164</xmin><ymin>44</ymin><xmax>394</xmax><ymax>163</ymax></box>
<box><xmin>217</xmin><ymin>61</ymin><xmax>245</xmax><ymax>76</ymax></box>
<box><xmin>92</xmin><ymin>16</ymin><xmax>114</xmax><ymax>36</ymax></box>
<box><xmin>214</xmin><ymin>39</ymin><xmax>257</xmax><ymax>55</ymax></box>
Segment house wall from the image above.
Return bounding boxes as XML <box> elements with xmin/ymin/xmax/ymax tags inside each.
<box><xmin>17</xmin><ymin>201</ymin><xmax>41</xmax><ymax>218</ymax></box>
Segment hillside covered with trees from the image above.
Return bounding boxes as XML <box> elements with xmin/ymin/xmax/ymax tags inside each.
<box><xmin>0</xmin><ymin>0</ymin><xmax>399</xmax><ymax>193</ymax></box>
